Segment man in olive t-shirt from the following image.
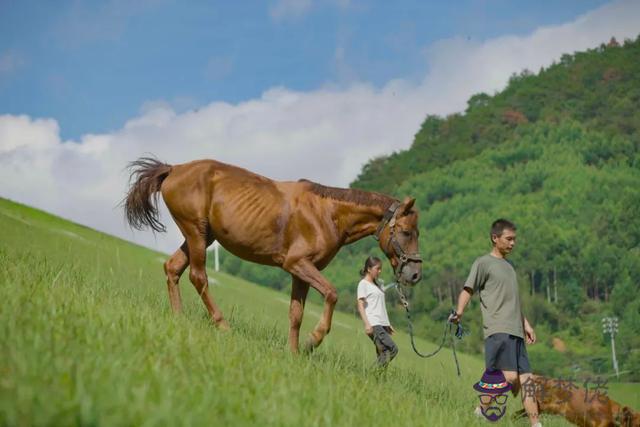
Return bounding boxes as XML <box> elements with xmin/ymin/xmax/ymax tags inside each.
<box><xmin>450</xmin><ymin>219</ymin><xmax>541</xmax><ymax>427</ymax></box>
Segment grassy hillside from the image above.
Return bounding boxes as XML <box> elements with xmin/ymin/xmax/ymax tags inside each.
<box><xmin>1</xmin><ymin>198</ymin><xmax>638</xmax><ymax>426</ymax></box>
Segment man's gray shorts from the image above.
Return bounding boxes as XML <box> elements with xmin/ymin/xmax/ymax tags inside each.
<box><xmin>484</xmin><ymin>333</ymin><xmax>531</xmax><ymax>373</ymax></box>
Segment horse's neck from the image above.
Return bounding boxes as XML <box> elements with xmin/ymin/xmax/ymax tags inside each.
<box><xmin>340</xmin><ymin>202</ymin><xmax>390</xmax><ymax>244</ymax></box>
<box><xmin>302</xmin><ymin>182</ymin><xmax>395</xmax><ymax>244</ymax></box>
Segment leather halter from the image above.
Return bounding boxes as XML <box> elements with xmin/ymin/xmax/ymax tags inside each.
<box><xmin>374</xmin><ymin>201</ymin><xmax>422</xmax><ymax>282</ymax></box>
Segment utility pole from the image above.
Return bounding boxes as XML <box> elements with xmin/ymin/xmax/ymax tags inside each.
<box><xmin>601</xmin><ymin>317</ymin><xmax>619</xmax><ymax>379</ymax></box>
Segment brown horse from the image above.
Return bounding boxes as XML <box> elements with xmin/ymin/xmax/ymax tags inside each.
<box><xmin>124</xmin><ymin>157</ymin><xmax>422</xmax><ymax>352</ymax></box>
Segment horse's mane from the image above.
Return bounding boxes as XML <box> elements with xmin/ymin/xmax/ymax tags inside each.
<box><xmin>300</xmin><ymin>179</ymin><xmax>396</xmax><ymax>209</ymax></box>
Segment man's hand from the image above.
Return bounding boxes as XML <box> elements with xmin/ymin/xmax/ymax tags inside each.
<box><xmin>388</xmin><ymin>325</ymin><xmax>396</xmax><ymax>335</ymax></box>
<box><xmin>365</xmin><ymin>325</ymin><xmax>373</xmax><ymax>336</ymax></box>
<box><xmin>524</xmin><ymin>322</ymin><xmax>536</xmax><ymax>344</ymax></box>
<box><xmin>448</xmin><ymin>311</ymin><xmax>462</xmax><ymax>324</ymax></box>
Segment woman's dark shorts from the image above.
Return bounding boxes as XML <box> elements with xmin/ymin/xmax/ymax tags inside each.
<box><xmin>484</xmin><ymin>333</ymin><xmax>531</xmax><ymax>373</ymax></box>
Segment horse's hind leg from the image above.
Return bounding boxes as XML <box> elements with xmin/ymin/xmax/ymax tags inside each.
<box><xmin>288</xmin><ymin>276</ymin><xmax>310</xmax><ymax>353</ymax></box>
<box><xmin>163</xmin><ymin>241</ymin><xmax>189</xmax><ymax>313</ymax></box>
<box><xmin>184</xmin><ymin>225</ymin><xmax>229</xmax><ymax>330</ymax></box>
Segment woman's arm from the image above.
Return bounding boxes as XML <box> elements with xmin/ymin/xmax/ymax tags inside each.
<box><xmin>357</xmin><ymin>298</ymin><xmax>373</xmax><ymax>336</ymax></box>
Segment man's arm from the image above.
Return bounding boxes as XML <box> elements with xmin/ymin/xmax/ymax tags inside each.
<box><xmin>357</xmin><ymin>298</ymin><xmax>373</xmax><ymax>336</ymax></box>
<box><xmin>451</xmin><ymin>259</ymin><xmax>482</xmax><ymax>323</ymax></box>
<box><xmin>449</xmin><ymin>287</ymin><xmax>473</xmax><ymax>323</ymax></box>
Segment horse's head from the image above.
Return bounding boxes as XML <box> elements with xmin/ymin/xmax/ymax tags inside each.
<box><xmin>376</xmin><ymin>197</ymin><xmax>422</xmax><ymax>286</ymax></box>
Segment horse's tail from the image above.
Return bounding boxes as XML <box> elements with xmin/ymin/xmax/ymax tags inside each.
<box><xmin>123</xmin><ymin>156</ymin><xmax>172</xmax><ymax>233</ymax></box>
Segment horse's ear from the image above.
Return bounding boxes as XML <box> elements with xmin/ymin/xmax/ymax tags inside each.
<box><xmin>401</xmin><ymin>197</ymin><xmax>416</xmax><ymax>215</ymax></box>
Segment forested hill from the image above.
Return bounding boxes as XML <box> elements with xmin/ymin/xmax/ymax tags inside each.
<box><xmin>352</xmin><ymin>36</ymin><xmax>640</xmax><ymax>194</ymax></box>
<box><xmin>218</xmin><ymin>36</ymin><xmax>640</xmax><ymax>380</ymax></box>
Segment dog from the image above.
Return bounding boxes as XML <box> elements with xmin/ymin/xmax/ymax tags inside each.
<box><xmin>512</xmin><ymin>375</ymin><xmax>640</xmax><ymax>427</ymax></box>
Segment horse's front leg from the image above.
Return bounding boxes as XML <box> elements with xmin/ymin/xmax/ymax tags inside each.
<box><xmin>284</xmin><ymin>259</ymin><xmax>337</xmax><ymax>352</ymax></box>
<box><xmin>288</xmin><ymin>276</ymin><xmax>310</xmax><ymax>353</ymax></box>
<box><xmin>181</xmin><ymin>224</ymin><xmax>229</xmax><ymax>330</ymax></box>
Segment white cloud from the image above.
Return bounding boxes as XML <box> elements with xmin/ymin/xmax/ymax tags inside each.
<box><xmin>52</xmin><ymin>0</ymin><xmax>162</xmax><ymax>47</ymax></box>
<box><xmin>0</xmin><ymin>51</ymin><xmax>25</xmax><ymax>79</ymax></box>
<box><xmin>0</xmin><ymin>115</ymin><xmax>59</xmax><ymax>153</ymax></box>
<box><xmin>204</xmin><ymin>56</ymin><xmax>234</xmax><ymax>82</ymax></box>
<box><xmin>1</xmin><ymin>0</ymin><xmax>639</xmax><ymax>255</ymax></box>
<box><xmin>269</xmin><ymin>0</ymin><xmax>313</xmax><ymax>22</ymax></box>
<box><xmin>332</xmin><ymin>0</ymin><xmax>351</xmax><ymax>10</ymax></box>
<box><xmin>268</xmin><ymin>0</ymin><xmax>352</xmax><ymax>21</ymax></box>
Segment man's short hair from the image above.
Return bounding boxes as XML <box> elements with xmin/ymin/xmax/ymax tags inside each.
<box><xmin>490</xmin><ymin>219</ymin><xmax>516</xmax><ymax>241</ymax></box>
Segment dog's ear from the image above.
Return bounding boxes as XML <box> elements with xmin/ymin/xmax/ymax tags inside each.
<box><xmin>620</xmin><ymin>406</ymin><xmax>637</xmax><ymax>427</ymax></box>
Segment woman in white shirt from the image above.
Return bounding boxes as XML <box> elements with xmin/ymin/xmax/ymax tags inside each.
<box><xmin>356</xmin><ymin>256</ymin><xmax>398</xmax><ymax>367</ymax></box>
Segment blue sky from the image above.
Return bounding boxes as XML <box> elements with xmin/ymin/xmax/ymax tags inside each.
<box><xmin>1</xmin><ymin>0</ymin><xmax>611</xmax><ymax>140</ymax></box>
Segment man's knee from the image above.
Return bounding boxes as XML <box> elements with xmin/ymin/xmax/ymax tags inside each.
<box><xmin>503</xmin><ymin>370</ymin><xmax>519</xmax><ymax>384</ymax></box>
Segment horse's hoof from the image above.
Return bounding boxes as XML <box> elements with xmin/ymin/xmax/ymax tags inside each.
<box><xmin>216</xmin><ymin>320</ymin><xmax>231</xmax><ymax>331</ymax></box>
<box><xmin>303</xmin><ymin>338</ymin><xmax>317</xmax><ymax>354</ymax></box>
<box><xmin>289</xmin><ymin>346</ymin><xmax>301</xmax><ymax>355</ymax></box>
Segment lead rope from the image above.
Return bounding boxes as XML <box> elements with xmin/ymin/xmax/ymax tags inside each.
<box><xmin>393</xmin><ymin>284</ymin><xmax>466</xmax><ymax>376</ymax></box>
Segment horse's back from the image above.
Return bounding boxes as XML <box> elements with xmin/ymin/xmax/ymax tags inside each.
<box><xmin>159</xmin><ymin>159</ymin><xmax>339</xmax><ymax>265</ymax></box>
<box><xmin>161</xmin><ymin>158</ymin><xmax>275</xmax><ymax>202</ymax></box>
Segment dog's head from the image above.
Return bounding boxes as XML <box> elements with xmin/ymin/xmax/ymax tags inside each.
<box><xmin>618</xmin><ymin>406</ymin><xmax>640</xmax><ymax>427</ymax></box>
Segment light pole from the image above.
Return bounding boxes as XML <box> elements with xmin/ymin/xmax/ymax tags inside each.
<box><xmin>601</xmin><ymin>316</ymin><xmax>619</xmax><ymax>379</ymax></box>
<box><xmin>214</xmin><ymin>241</ymin><xmax>220</xmax><ymax>272</ymax></box>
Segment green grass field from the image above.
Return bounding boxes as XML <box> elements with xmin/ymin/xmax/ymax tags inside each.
<box><xmin>1</xmin><ymin>197</ymin><xmax>637</xmax><ymax>426</ymax></box>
